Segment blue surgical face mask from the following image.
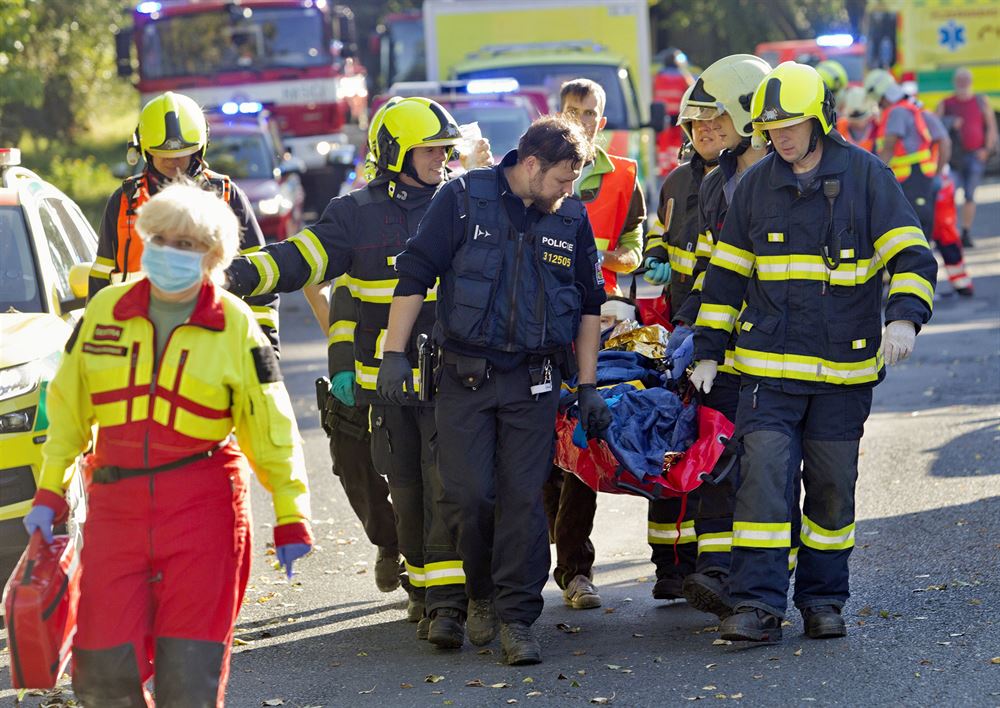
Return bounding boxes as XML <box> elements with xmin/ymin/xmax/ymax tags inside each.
<box><xmin>141</xmin><ymin>240</ymin><xmax>206</xmax><ymax>293</ymax></box>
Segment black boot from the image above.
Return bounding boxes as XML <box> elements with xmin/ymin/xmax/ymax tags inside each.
<box><xmin>467</xmin><ymin>597</ymin><xmax>499</xmax><ymax>646</ymax></box>
<box><xmin>719</xmin><ymin>608</ymin><xmax>783</xmax><ymax>642</ymax></box>
<box><xmin>500</xmin><ymin>621</ymin><xmax>542</xmax><ymax>665</ymax></box>
<box><xmin>428</xmin><ymin>607</ymin><xmax>465</xmax><ymax>649</ymax></box>
<box><xmin>651</xmin><ymin>576</ymin><xmax>684</xmax><ymax>601</ymax></box>
<box><xmin>374</xmin><ymin>547</ymin><xmax>402</xmax><ymax>592</ymax></box>
<box><xmin>72</xmin><ymin>644</ymin><xmax>149</xmax><ymax>708</ymax></box>
<box><xmin>682</xmin><ymin>571</ymin><xmax>733</xmax><ymax>619</ymax></box>
<box><xmin>154</xmin><ymin>637</ymin><xmax>225</xmax><ymax>708</ymax></box>
<box><xmin>801</xmin><ymin>605</ymin><xmax>846</xmax><ymax>639</ymax></box>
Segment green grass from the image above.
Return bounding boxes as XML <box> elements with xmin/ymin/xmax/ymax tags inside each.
<box><xmin>17</xmin><ymin>87</ymin><xmax>139</xmax><ymax>229</ymax></box>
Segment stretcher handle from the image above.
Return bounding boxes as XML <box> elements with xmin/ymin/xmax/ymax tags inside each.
<box><xmin>700</xmin><ymin>435</ymin><xmax>739</xmax><ymax>486</ymax></box>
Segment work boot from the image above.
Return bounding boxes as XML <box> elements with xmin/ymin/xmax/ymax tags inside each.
<box><xmin>682</xmin><ymin>571</ymin><xmax>733</xmax><ymax>619</ymax></box>
<box><xmin>719</xmin><ymin>608</ymin><xmax>783</xmax><ymax>643</ymax></box>
<box><xmin>500</xmin><ymin>621</ymin><xmax>542</xmax><ymax>666</ymax></box>
<box><xmin>375</xmin><ymin>547</ymin><xmax>402</xmax><ymax>592</ymax></box>
<box><xmin>957</xmin><ymin>286</ymin><xmax>974</xmax><ymax>298</ymax></box>
<box><xmin>416</xmin><ymin>616</ymin><xmax>431</xmax><ymax>641</ymax></box>
<box><xmin>563</xmin><ymin>575</ymin><xmax>602</xmax><ymax>609</ymax></box>
<box><xmin>801</xmin><ymin>605</ymin><xmax>847</xmax><ymax>639</ymax></box>
<box><xmin>406</xmin><ymin>597</ymin><xmax>425</xmax><ymax>623</ymax></box>
<box><xmin>428</xmin><ymin>608</ymin><xmax>465</xmax><ymax>649</ymax></box>
<box><xmin>467</xmin><ymin>597</ymin><xmax>499</xmax><ymax>646</ymax></box>
<box><xmin>651</xmin><ymin>576</ymin><xmax>685</xmax><ymax>601</ymax></box>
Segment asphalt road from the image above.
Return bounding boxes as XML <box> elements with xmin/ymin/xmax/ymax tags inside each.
<box><xmin>3</xmin><ymin>182</ymin><xmax>998</xmax><ymax>707</ymax></box>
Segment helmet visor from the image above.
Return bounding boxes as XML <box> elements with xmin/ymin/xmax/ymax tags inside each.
<box><xmin>680</xmin><ymin>103</ymin><xmax>725</xmax><ymax>123</ymax></box>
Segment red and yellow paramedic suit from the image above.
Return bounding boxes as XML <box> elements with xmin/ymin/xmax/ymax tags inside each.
<box><xmin>33</xmin><ymin>278</ymin><xmax>312</xmax><ymax>707</ymax></box>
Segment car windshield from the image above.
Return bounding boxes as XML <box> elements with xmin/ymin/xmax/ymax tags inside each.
<box><xmin>0</xmin><ymin>207</ymin><xmax>43</xmax><ymax>313</ymax></box>
<box><xmin>457</xmin><ymin>63</ymin><xmax>633</xmax><ymax>130</ymax></box>
<box><xmin>448</xmin><ymin>103</ymin><xmax>533</xmax><ymax>158</ymax></box>
<box><xmin>139</xmin><ymin>7</ymin><xmax>327</xmax><ymax>80</ymax></box>
<box><xmin>385</xmin><ymin>17</ymin><xmax>426</xmax><ymax>85</ymax></box>
<box><xmin>209</xmin><ymin>134</ymin><xmax>274</xmax><ymax>180</ymax></box>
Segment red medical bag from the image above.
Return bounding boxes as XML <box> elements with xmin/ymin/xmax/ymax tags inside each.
<box><xmin>3</xmin><ymin>531</ymin><xmax>81</xmax><ymax>689</ymax></box>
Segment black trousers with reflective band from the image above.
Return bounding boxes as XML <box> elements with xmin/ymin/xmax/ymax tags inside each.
<box><xmin>436</xmin><ymin>361</ymin><xmax>561</xmax><ymax>625</ymax></box>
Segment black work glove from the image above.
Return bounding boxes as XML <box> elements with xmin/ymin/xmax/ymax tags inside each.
<box><xmin>577</xmin><ymin>383</ymin><xmax>612</xmax><ymax>440</ymax></box>
<box><xmin>376</xmin><ymin>351</ymin><xmax>413</xmax><ymax>405</ymax></box>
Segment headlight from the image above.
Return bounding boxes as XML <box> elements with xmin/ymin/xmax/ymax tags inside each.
<box><xmin>0</xmin><ymin>351</ymin><xmax>61</xmax><ymax>402</ymax></box>
<box><xmin>258</xmin><ymin>195</ymin><xmax>291</xmax><ymax>216</ymax></box>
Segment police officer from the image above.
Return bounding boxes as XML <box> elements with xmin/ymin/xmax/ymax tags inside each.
<box><xmin>379</xmin><ymin>116</ymin><xmax>611</xmax><ymax>665</ymax></box>
<box><xmin>226</xmin><ymin>97</ymin><xmax>485</xmax><ymax>648</ymax></box>
<box><xmin>691</xmin><ymin>62</ymin><xmax>937</xmax><ymax>642</ymax></box>
<box><xmin>543</xmin><ymin>78</ymin><xmax>646</xmax><ymax>611</ymax></box>
<box><xmin>90</xmin><ymin>91</ymin><xmax>279</xmax><ymax>350</ymax></box>
<box><xmin>659</xmin><ymin>54</ymin><xmax>773</xmax><ymax>619</ymax></box>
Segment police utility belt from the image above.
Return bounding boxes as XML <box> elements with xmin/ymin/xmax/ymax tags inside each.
<box><xmin>91</xmin><ymin>439</ymin><xmax>228</xmax><ymax>484</ymax></box>
<box><xmin>441</xmin><ymin>348</ymin><xmax>571</xmax><ymax>398</ymax></box>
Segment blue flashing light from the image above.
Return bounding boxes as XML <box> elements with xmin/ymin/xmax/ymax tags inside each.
<box><xmin>676</xmin><ymin>51</ymin><xmax>688</xmax><ymax>65</ymax></box>
<box><xmin>239</xmin><ymin>101</ymin><xmax>263</xmax><ymax>114</ymax></box>
<box><xmin>466</xmin><ymin>78</ymin><xmax>519</xmax><ymax>95</ymax></box>
<box><xmin>816</xmin><ymin>33</ymin><xmax>854</xmax><ymax>48</ymax></box>
<box><xmin>221</xmin><ymin>101</ymin><xmax>239</xmax><ymax>115</ymax></box>
<box><xmin>136</xmin><ymin>1</ymin><xmax>162</xmax><ymax>14</ymax></box>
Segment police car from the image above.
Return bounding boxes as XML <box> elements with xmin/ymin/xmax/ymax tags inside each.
<box><xmin>0</xmin><ymin>148</ymin><xmax>90</xmax><ymax>574</ymax></box>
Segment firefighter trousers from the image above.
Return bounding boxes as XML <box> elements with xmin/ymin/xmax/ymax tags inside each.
<box><xmin>71</xmin><ymin>449</ymin><xmax>251</xmax><ymax>708</ymax></box>
<box><xmin>435</xmin><ymin>360</ymin><xmax>561</xmax><ymax>625</ymax></box>
<box><xmin>328</xmin><ymin>422</ymin><xmax>398</xmax><ymax>551</ymax></box>
<box><xmin>727</xmin><ymin>380</ymin><xmax>872</xmax><ymax>618</ymax></box>
<box><xmin>370</xmin><ymin>403</ymin><xmax>466</xmax><ymax>615</ymax></box>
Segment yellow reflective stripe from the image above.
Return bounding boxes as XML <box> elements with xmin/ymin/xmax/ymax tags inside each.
<box><xmin>695</xmin><ymin>231</ymin><xmax>714</xmax><ymax>258</ymax></box>
<box><xmin>250</xmin><ymin>305</ymin><xmax>278</xmax><ymax>332</ymax></box>
<box><xmin>289</xmin><ymin>229</ymin><xmax>329</xmax><ymax>286</ymax></box>
<box><xmin>247</xmin><ymin>250</ymin><xmax>279</xmax><ymax>296</ymax></box>
<box><xmin>718</xmin><ymin>349</ymin><xmax>738</xmax><ymax>375</ymax></box>
<box><xmin>756</xmin><ymin>254</ymin><xmax>827</xmax><ymax>281</ymax></box>
<box><xmin>788</xmin><ymin>546</ymin><xmax>799</xmax><ymax>571</ymax></box>
<box><xmin>732</xmin><ymin>521</ymin><xmax>791</xmax><ymax>548</ymax></box>
<box><xmin>767</xmin><ymin>232</ymin><xmax>785</xmax><ymax>243</ymax></box>
<box><xmin>667</xmin><ymin>244</ymin><xmax>696</xmax><ymax>275</ymax></box>
<box><xmin>356</xmin><ymin>362</ymin><xmax>420</xmax><ymax>392</ymax></box>
<box><xmin>328</xmin><ymin>320</ymin><xmax>355</xmax><ymax>346</ymax></box>
<box><xmin>874</xmin><ymin>226</ymin><xmax>928</xmax><ymax>264</ymax></box>
<box><xmin>888</xmin><ymin>148</ymin><xmax>932</xmax><ymax>169</ymax></box>
<box><xmin>851</xmin><ymin>339</ymin><xmax>867</xmax><ymax>350</ymax></box>
<box><xmin>386</xmin><ymin>255</ymin><xmax>397</xmax><ymax>267</ymax></box>
<box><xmin>405</xmin><ymin>562</ymin><xmax>426</xmax><ymax>588</ymax></box>
<box><xmin>645</xmin><ymin>236</ymin><xmax>665</xmax><ymax>252</ymax></box>
<box><xmin>710</xmin><ymin>241</ymin><xmax>755</xmax><ymax>277</ymax></box>
<box><xmin>91</xmin><ymin>257</ymin><xmax>115</xmax><ymax>279</ymax></box>
<box><xmin>425</xmin><ymin>560</ymin><xmax>466</xmax><ymax>586</ymax></box>
<box><xmin>691</xmin><ymin>270</ymin><xmax>706</xmax><ymax>293</ymax></box>
<box><xmin>734</xmin><ymin>347</ymin><xmax>883</xmax><ymax>384</ymax></box>
<box><xmin>347</xmin><ymin>275</ymin><xmax>439</xmax><ymax>303</ymax></box>
<box><xmin>648</xmin><ymin>520</ymin><xmax>696</xmax><ymax>544</ymax></box>
<box><xmin>800</xmin><ymin>515</ymin><xmax>855</xmax><ymax>550</ymax></box>
<box><xmin>695</xmin><ymin>303</ymin><xmax>739</xmax><ymax>332</ymax></box>
<box><xmin>697</xmin><ymin>532</ymin><xmax>732</xmax><ymax>555</ymax></box>
<box><xmin>888</xmin><ymin>272</ymin><xmax>934</xmax><ymax>310</ymax></box>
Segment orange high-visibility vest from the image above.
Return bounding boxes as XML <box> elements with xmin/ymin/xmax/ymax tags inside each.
<box><xmin>836</xmin><ymin>117</ymin><xmax>875</xmax><ymax>153</ymax></box>
<box><xmin>875</xmin><ymin>101</ymin><xmax>936</xmax><ymax>182</ymax></box>
<box><xmin>584</xmin><ymin>154</ymin><xmax>637</xmax><ymax>294</ymax></box>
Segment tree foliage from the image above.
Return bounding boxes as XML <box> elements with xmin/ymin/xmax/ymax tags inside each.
<box><xmin>0</xmin><ymin>0</ymin><xmax>128</xmax><ymax>146</ymax></box>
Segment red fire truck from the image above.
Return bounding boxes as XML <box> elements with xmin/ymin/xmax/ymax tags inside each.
<box><xmin>115</xmin><ymin>0</ymin><xmax>367</xmax><ymax>214</ymax></box>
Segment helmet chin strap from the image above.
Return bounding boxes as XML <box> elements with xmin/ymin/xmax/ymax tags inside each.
<box><xmin>401</xmin><ymin>153</ymin><xmax>440</xmax><ymax>189</ymax></box>
<box><xmin>730</xmin><ymin>136</ymin><xmax>752</xmax><ymax>157</ymax></box>
<box><xmin>806</xmin><ymin>121</ymin><xmax>822</xmax><ymax>156</ymax></box>
<box><xmin>144</xmin><ymin>152</ymin><xmax>204</xmax><ymax>187</ymax></box>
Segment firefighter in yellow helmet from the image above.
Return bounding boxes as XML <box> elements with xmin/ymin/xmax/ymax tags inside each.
<box><xmin>224</xmin><ymin>96</ymin><xmax>492</xmax><ymax>649</ymax></box>
<box><xmin>815</xmin><ymin>59</ymin><xmax>849</xmax><ymax>110</ymax></box>
<box><xmin>690</xmin><ymin>62</ymin><xmax>937</xmax><ymax>643</ymax></box>
<box><xmin>89</xmin><ymin>91</ymin><xmax>280</xmax><ymax>349</ymax></box>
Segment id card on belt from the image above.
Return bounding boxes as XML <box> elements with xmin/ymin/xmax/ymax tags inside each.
<box><xmin>529</xmin><ymin>360</ymin><xmax>553</xmax><ymax>396</ymax></box>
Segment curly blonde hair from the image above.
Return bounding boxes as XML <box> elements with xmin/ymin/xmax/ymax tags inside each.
<box><xmin>135</xmin><ymin>180</ymin><xmax>241</xmax><ymax>280</ymax></box>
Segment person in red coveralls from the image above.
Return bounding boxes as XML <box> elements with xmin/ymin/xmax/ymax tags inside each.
<box><xmin>23</xmin><ymin>182</ymin><xmax>313</xmax><ymax>707</ymax></box>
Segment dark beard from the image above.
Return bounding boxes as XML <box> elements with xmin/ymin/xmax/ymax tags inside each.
<box><xmin>528</xmin><ymin>172</ymin><xmax>565</xmax><ymax>214</ymax></box>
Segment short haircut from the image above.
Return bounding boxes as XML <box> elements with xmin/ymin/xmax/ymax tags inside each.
<box><xmin>135</xmin><ymin>180</ymin><xmax>241</xmax><ymax>277</ymax></box>
<box><xmin>517</xmin><ymin>115</ymin><xmax>594</xmax><ymax>171</ymax></box>
<box><xmin>560</xmin><ymin>78</ymin><xmax>606</xmax><ymax>116</ymax></box>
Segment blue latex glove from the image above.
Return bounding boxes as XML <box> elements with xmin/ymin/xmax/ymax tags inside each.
<box><xmin>665</xmin><ymin>325</ymin><xmax>693</xmax><ymax>358</ymax></box>
<box><xmin>24</xmin><ymin>505</ymin><xmax>55</xmax><ymax>544</ymax></box>
<box><xmin>276</xmin><ymin>543</ymin><xmax>311</xmax><ymax>579</ymax></box>
<box><xmin>669</xmin><ymin>334</ymin><xmax>695</xmax><ymax>380</ymax></box>
<box><xmin>572</xmin><ymin>420</ymin><xmax>589</xmax><ymax>449</ymax></box>
<box><xmin>330</xmin><ymin>371</ymin><xmax>356</xmax><ymax>406</ymax></box>
<box><xmin>643</xmin><ymin>257</ymin><xmax>672</xmax><ymax>285</ymax></box>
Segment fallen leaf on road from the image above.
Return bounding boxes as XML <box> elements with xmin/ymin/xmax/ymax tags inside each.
<box><xmin>507</xmin><ymin>700</ymin><xmax>518</xmax><ymax>705</ymax></box>
<box><xmin>712</xmin><ymin>639</ymin><xmax>731</xmax><ymax>646</ymax></box>
<box><xmin>523</xmin><ymin>677</ymin><xmax>534</xmax><ymax>683</ymax></box>
<box><xmin>491</xmin><ymin>682</ymin><xmax>511</xmax><ymax>689</ymax></box>
<box><xmin>233</xmin><ymin>638</ymin><xmax>251</xmax><ymax>646</ymax></box>
<box><xmin>949</xmin><ymin>633</ymin><xmax>964</xmax><ymax>637</ymax></box>
<box><xmin>780</xmin><ymin>620</ymin><xmax>792</xmax><ymax>627</ymax></box>
<box><xmin>715</xmin><ymin>694</ymin><xmax>727</xmax><ymax>699</ymax></box>
<box><xmin>527</xmin><ymin>691</ymin><xmax>543</xmax><ymax>697</ymax></box>
<box><xmin>556</xmin><ymin>623</ymin><xmax>583</xmax><ymax>633</ymax></box>
<box><xmin>683</xmin><ymin>697</ymin><xmax>704</xmax><ymax>701</ymax></box>
<box><xmin>794</xmin><ymin>649</ymin><xmax>802</xmax><ymax>656</ymax></box>
<box><xmin>705</xmin><ymin>663</ymin><xmax>718</xmax><ymax>669</ymax></box>
<box><xmin>633</xmin><ymin>633</ymin><xmax>645</xmax><ymax>638</ymax></box>
<box><xmin>358</xmin><ymin>687</ymin><xmax>375</xmax><ymax>695</ymax></box>
<box><xmin>753</xmin><ymin>674</ymin><xmax>764</xmax><ymax>679</ymax></box>
<box><xmin>604</xmin><ymin>608</ymin><xmax>615</xmax><ymax>614</ymax></box>
<box><xmin>573</xmin><ymin>650</ymin><xmax>588</xmax><ymax>656</ymax></box>
<box><xmin>990</xmin><ymin>657</ymin><xmax>1000</xmax><ymax>664</ymax></box>
<box><xmin>262</xmin><ymin>700</ymin><xmax>285</xmax><ymax>706</ymax></box>
<box><xmin>571</xmin><ymin>680</ymin><xmax>581</xmax><ymax>688</ymax></box>
<box><xmin>731</xmin><ymin>693</ymin><xmax>743</xmax><ymax>699</ymax></box>
<box><xmin>558</xmin><ymin>673</ymin><xmax>569</xmax><ymax>680</ymax></box>
<box><xmin>478</xmin><ymin>648</ymin><xmax>494</xmax><ymax>655</ymax></box>
<box><xmin>591</xmin><ymin>693</ymin><xmax>615</xmax><ymax>704</ymax></box>
<box><xmin>578</xmin><ymin>670</ymin><xmax>586</xmax><ymax>676</ymax></box>
<box><xmin>879</xmin><ymin>610</ymin><xmax>890</xmax><ymax>619</ymax></box>
<box><xmin>702</xmin><ymin>685</ymin><xmax>717</xmax><ymax>690</ymax></box>
<box><xmin>330</xmin><ymin>661</ymin><xmax>341</xmax><ymax>667</ymax></box>
<box><xmin>431</xmin><ymin>691</ymin><xmax>443</xmax><ymax>695</ymax></box>
<box><xmin>400</xmin><ymin>683</ymin><xmax>413</xmax><ymax>689</ymax></box>
<box><xmin>425</xmin><ymin>675</ymin><xmax>445</xmax><ymax>683</ymax></box>
<box><xmin>606</xmin><ymin>664</ymin><xmax>621</xmax><ymax>670</ymax></box>
<box><xmin>858</xmin><ymin>606</ymin><xmax>873</xmax><ymax>617</ymax></box>
<box><xmin>356</xmin><ymin>651</ymin><xmax>368</xmax><ymax>657</ymax></box>
<box><xmin>465</xmin><ymin>679</ymin><xmax>485</xmax><ymax>687</ymax></box>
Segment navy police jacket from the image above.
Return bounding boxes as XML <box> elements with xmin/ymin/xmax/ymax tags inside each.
<box><xmin>693</xmin><ymin>132</ymin><xmax>937</xmax><ymax>393</ymax></box>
